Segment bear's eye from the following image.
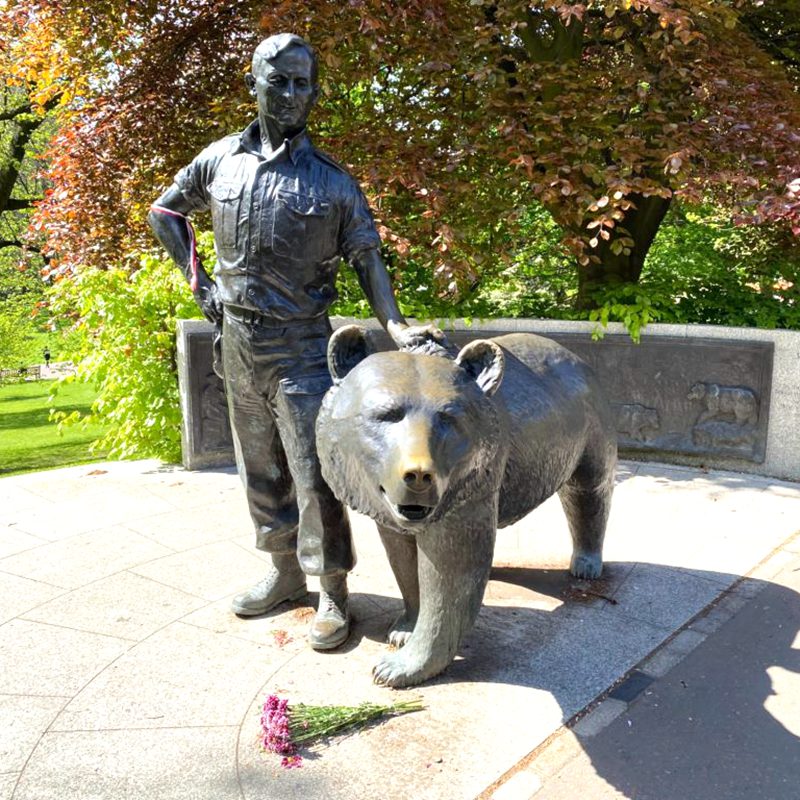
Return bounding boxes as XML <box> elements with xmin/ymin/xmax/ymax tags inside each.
<box><xmin>373</xmin><ymin>405</ymin><xmax>405</xmax><ymax>423</ymax></box>
<box><xmin>435</xmin><ymin>409</ymin><xmax>459</xmax><ymax>428</ymax></box>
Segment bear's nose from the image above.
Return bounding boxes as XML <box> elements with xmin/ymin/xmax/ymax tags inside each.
<box><xmin>402</xmin><ymin>467</ymin><xmax>434</xmax><ymax>491</ymax></box>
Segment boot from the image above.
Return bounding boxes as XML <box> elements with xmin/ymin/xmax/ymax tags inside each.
<box><xmin>231</xmin><ymin>553</ymin><xmax>307</xmax><ymax>616</ymax></box>
<box><xmin>309</xmin><ymin>572</ymin><xmax>350</xmax><ymax>650</ymax></box>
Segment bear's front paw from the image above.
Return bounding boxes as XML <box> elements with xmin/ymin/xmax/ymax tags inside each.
<box><xmin>387</xmin><ymin>611</ymin><xmax>417</xmax><ymax>648</ymax></box>
<box><xmin>372</xmin><ymin>644</ymin><xmax>442</xmax><ymax>688</ymax></box>
<box><xmin>570</xmin><ymin>551</ymin><xmax>603</xmax><ymax>580</ymax></box>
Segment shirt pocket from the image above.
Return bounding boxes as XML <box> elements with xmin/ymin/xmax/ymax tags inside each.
<box><xmin>208</xmin><ymin>179</ymin><xmax>244</xmax><ymax>253</ymax></box>
<box><xmin>272</xmin><ymin>190</ymin><xmax>334</xmax><ymax>261</ymax></box>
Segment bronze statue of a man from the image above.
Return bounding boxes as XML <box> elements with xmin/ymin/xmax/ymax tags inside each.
<box><xmin>149</xmin><ymin>33</ymin><xmax>439</xmax><ymax>650</ymax></box>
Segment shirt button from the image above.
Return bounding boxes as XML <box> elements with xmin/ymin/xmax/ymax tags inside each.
<box><xmin>247</xmin><ymin>288</ymin><xmax>255</xmax><ymax>297</ymax></box>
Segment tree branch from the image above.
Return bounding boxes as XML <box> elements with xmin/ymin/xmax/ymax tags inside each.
<box><xmin>5</xmin><ymin>198</ymin><xmax>37</xmax><ymax>210</ymax></box>
<box><xmin>0</xmin><ymin>101</ymin><xmax>33</xmax><ymax>122</ymax></box>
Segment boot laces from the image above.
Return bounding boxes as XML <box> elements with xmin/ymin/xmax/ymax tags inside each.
<box><xmin>320</xmin><ymin>590</ymin><xmax>346</xmax><ymax>615</ymax></box>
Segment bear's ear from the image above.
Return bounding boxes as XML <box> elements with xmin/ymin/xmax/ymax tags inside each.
<box><xmin>328</xmin><ymin>325</ymin><xmax>375</xmax><ymax>384</ymax></box>
<box><xmin>455</xmin><ymin>339</ymin><xmax>504</xmax><ymax>397</ymax></box>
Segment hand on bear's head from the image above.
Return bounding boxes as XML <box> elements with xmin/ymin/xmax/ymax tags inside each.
<box><xmin>392</xmin><ymin>323</ymin><xmax>454</xmax><ymax>358</ymax></box>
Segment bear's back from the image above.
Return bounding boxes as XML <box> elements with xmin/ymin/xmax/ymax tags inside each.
<box><xmin>489</xmin><ymin>334</ymin><xmax>613</xmax><ymax>526</ymax></box>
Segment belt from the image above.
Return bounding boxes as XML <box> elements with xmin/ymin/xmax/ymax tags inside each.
<box><xmin>223</xmin><ymin>305</ymin><xmax>328</xmax><ymax>330</ymax></box>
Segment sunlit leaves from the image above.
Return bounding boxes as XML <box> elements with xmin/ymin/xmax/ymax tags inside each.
<box><xmin>2</xmin><ymin>0</ymin><xmax>798</xmax><ymax>302</ymax></box>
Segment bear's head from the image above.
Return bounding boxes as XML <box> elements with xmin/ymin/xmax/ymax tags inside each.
<box><xmin>316</xmin><ymin>325</ymin><xmax>509</xmax><ymax>531</ymax></box>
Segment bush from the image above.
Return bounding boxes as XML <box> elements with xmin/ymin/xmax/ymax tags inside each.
<box><xmin>50</xmin><ymin>241</ymin><xmax>204</xmax><ymax>462</ymax></box>
<box><xmin>588</xmin><ymin>206</ymin><xmax>800</xmax><ymax>336</ymax></box>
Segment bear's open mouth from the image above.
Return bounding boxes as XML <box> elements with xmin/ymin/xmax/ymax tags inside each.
<box><xmin>380</xmin><ymin>487</ymin><xmax>435</xmax><ymax>523</ymax></box>
<box><xmin>396</xmin><ymin>504</ymin><xmax>432</xmax><ymax>521</ymax></box>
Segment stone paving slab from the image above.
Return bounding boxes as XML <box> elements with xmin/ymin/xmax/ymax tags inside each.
<box><xmin>0</xmin><ymin>572</ymin><xmax>64</xmax><ymax>625</ymax></box>
<box><xmin>0</xmin><ymin>459</ymin><xmax>798</xmax><ymax>799</ymax></box>
<box><xmin>0</xmin><ymin>619</ymin><xmax>131</xmax><ymax>697</ymax></box>
<box><xmin>21</xmin><ymin>571</ymin><xmax>208</xmax><ymax>641</ymax></box>
<box><xmin>12</xmin><ymin>728</ymin><xmax>242</xmax><ymax>800</ymax></box>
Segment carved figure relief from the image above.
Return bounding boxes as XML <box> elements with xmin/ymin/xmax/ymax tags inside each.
<box><xmin>613</xmin><ymin>402</ymin><xmax>661</xmax><ymax>443</ymax></box>
<box><xmin>687</xmin><ymin>381</ymin><xmax>759</xmax><ymax>451</ymax></box>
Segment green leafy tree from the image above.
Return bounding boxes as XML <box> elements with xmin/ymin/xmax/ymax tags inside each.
<box><xmin>49</xmin><ymin>241</ymin><xmax>204</xmax><ymax>461</ymax></box>
<box><xmin>0</xmin><ymin>90</ymin><xmax>55</xmax><ymax>370</ymax></box>
<box><xmin>0</xmin><ymin>258</ymin><xmax>42</xmax><ymax>369</ymax></box>
<box><xmin>0</xmin><ymin>18</ymin><xmax>61</xmax><ymax>369</ymax></box>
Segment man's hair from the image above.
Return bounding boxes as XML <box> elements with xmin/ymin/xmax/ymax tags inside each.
<box><xmin>252</xmin><ymin>34</ymin><xmax>318</xmax><ymax>84</ymax></box>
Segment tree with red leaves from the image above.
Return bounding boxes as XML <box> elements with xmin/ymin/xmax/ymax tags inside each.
<box><xmin>6</xmin><ymin>0</ymin><xmax>800</xmax><ymax>308</ymax></box>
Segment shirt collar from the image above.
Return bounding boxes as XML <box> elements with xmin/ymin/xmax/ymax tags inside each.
<box><xmin>237</xmin><ymin>119</ymin><xmax>312</xmax><ymax>164</ymax></box>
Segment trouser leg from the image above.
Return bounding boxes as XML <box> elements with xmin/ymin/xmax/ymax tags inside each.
<box><xmin>222</xmin><ymin>314</ymin><xmax>299</xmax><ymax>554</ymax></box>
<box><xmin>272</xmin><ymin>370</ymin><xmax>354</xmax><ymax>647</ymax></box>
<box><xmin>272</xmin><ymin>382</ymin><xmax>355</xmax><ymax>577</ymax></box>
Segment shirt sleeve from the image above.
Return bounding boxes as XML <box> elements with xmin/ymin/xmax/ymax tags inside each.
<box><xmin>172</xmin><ymin>138</ymin><xmax>231</xmax><ymax>213</ymax></box>
<box><xmin>340</xmin><ymin>181</ymin><xmax>382</xmax><ymax>262</ymax></box>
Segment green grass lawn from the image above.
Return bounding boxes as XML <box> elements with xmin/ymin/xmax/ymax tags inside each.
<box><xmin>0</xmin><ymin>379</ymin><xmax>110</xmax><ymax>476</ymax></box>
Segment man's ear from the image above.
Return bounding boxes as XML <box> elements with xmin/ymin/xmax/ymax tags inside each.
<box><xmin>328</xmin><ymin>325</ymin><xmax>374</xmax><ymax>384</ymax></box>
<box><xmin>245</xmin><ymin>72</ymin><xmax>256</xmax><ymax>97</ymax></box>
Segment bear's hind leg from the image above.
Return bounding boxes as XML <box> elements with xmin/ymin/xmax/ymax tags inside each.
<box><xmin>558</xmin><ymin>442</ymin><xmax>615</xmax><ymax>580</ymax></box>
<box><xmin>378</xmin><ymin>526</ymin><xmax>420</xmax><ymax>648</ymax></box>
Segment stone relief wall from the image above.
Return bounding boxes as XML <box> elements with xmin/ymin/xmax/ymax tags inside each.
<box><xmin>177</xmin><ymin>320</ymin><xmax>777</xmax><ymax>473</ymax></box>
<box><xmin>536</xmin><ymin>333</ymin><xmax>772</xmax><ymax>464</ymax></box>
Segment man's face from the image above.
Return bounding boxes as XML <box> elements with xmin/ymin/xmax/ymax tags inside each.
<box><xmin>248</xmin><ymin>46</ymin><xmax>318</xmax><ymax>137</ymax></box>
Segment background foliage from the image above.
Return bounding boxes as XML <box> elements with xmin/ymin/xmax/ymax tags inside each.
<box><xmin>0</xmin><ymin>1</ymin><xmax>798</xmax><ymax>463</ymax></box>
<box><xmin>48</xmin><ymin>239</ymin><xmax>205</xmax><ymax>462</ymax></box>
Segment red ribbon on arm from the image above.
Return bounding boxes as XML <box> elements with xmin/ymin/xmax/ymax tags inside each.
<box><xmin>150</xmin><ymin>205</ymin><xmax>200</xmax><ymax>292</ymax></box>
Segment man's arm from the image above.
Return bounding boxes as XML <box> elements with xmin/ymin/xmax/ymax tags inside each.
<box><xmin>147</xmin><ymin>185</ymin><xmax>222</xmax><ymax>324</ymax></box>
<box><xmin>350</xmin><ymin>248</ymin><xmax>447</xmax><ymax>351</ymax></box>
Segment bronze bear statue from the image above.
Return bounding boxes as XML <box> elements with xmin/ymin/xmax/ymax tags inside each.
<box><xmin>316</xmin><ymin>326</ymin><xmax>617</xmax><ymax>687</ymax></box>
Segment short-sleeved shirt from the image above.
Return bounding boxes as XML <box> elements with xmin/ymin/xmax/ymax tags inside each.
<box><xmin>174</xmin><ymin>119</ymin><xmax>381</xmax><ymax>322</ymax></box>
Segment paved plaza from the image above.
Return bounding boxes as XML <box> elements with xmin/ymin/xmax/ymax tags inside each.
<box><xmin>1</xmin><ymin>459</ymin><xmax>798</xmax><ymax>799</ymax></box>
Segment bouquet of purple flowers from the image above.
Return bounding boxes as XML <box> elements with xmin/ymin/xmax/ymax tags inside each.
<box><xmin>260</xmin><ymin>693</ymin><xmax>424</xmax><ymax>768</ymax></box>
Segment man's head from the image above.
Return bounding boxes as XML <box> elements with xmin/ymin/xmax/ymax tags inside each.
<box><xmin>246</xmin><ymin>34</ymin><xmax>319</xmax><ymax>140</ymax></box>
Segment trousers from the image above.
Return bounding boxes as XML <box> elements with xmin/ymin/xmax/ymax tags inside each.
<box><xmin>221</xmin><ymin>309</ymin><xmax>354</xmax><ymax>576</ymax></box>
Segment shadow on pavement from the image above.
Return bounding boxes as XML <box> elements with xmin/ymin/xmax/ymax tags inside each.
<box><xmin>473</xmin><ymin>558</ymin><xmax>800</xmax><ymax>800</ymax></box>
<box><xmin>237</xmin><ymin>559</ymin><xmax>799</xmax><ymax>800</ymax></box>
<box><xmin>563</xmin><ymin>576</ymin><xmax>800</xmax><ymax>800</ymax></box>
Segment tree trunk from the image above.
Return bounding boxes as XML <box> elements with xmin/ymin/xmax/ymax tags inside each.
<box><xmin>0</xmin><ymin>115</ymin><xmax>42</xmax><ymax>213</ymax></box>
<box><xmin>497</xmin><ymin>9</ymin><xmax>674</xmax><ymax>310</ymax></box>
<box><xmin>0</xmin><ymin>94</ymin><xmax>58</xmax><ymax>216</ymax></box>
<box><xmin>575</xmin><ymin>193</ymin><xmax>672</xmax><ymax>310</ymax></box>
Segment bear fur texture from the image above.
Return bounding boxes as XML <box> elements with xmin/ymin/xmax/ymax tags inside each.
<box><xmin>316</xmin><ymin>326</ymin><xmax>618</xmax><ymax>688</ymax></box>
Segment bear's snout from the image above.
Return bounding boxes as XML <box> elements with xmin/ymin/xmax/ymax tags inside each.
<box><xmin>383</xmin><ymin>453</ymin><xmax>443</xmax><ymax>515</ymax></box>
<box><xmin>386</xmin><ymin>415</ymin><xmax>443</xmax><ymax>500</ymax></box>
<box><xmin>402</xmin><ymin>464</ymin><xmax>435</xmax><ymax>492</ymax></box>
<box><xmin>379</xmin><ymin>430</ymin><xmax>446</xmax><ymax>525</ymax></box>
